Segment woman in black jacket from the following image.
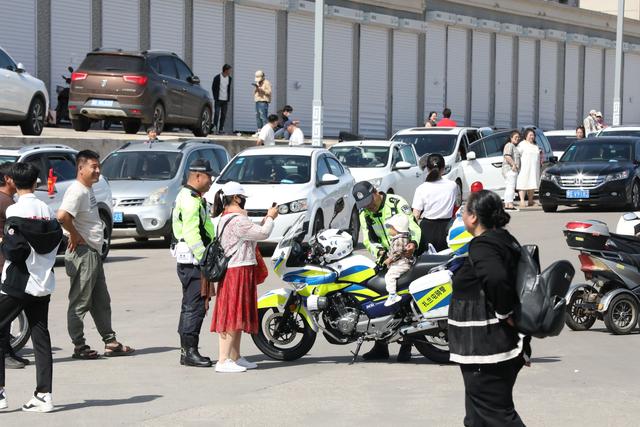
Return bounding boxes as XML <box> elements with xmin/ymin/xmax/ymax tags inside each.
<box><xmin>448</xmin><ymin>190</ymin><xmax>528</xmax><ymax>427</ymax></box>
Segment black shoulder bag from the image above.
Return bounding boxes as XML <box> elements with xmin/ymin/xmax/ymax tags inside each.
<box><xmin>200</xmin><ymin>215</ymin><xmax>240</xmax><ymax>282</ymax></box>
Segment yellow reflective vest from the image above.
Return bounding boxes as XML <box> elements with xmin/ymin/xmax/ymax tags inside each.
<box><xmin>172</xmin><ymin>186</ymin><xmax>215</xmax><ymax>262</ymax></box>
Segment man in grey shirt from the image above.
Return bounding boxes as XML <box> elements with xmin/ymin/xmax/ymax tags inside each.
<box><xmin>57</xmin><ymin>150</ymin><xmax>134</xmax><ymax>360</ymax></box>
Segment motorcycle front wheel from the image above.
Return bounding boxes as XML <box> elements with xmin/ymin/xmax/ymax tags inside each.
<box><xmin>252</xmin><ymin>307</ymin><xmax>317</xmax><ymax>361</ymax></box>
<box><xmin>565</xmin><ymin>290</ymin><xmax>597</xmax><ymax>331</ymax></box>
<box><xmin>10</xmin><ymin>311</ymin><xmax>30</xmax><ymax>352</ymax></box>
<box><xmin>412</xmin><ymin>332</ymin><xmax>450</xmax><ymax>364</ymax></box>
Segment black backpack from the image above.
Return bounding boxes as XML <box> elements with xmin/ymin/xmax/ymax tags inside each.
<box><xmin>200</xmin><ymin>215</ymin><xmax>239</xmax><ymax>282</ymax></box>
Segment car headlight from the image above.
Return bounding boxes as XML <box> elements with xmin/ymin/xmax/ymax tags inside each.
<box><xmin>541</xmin><ymin>171</ymin><xmax>558</xmax><ymax>183</ymax></box>
<box><xmin>278</xmin><ymin>198</ymin><xmax>308</xmax><ymax>215</ymax></box>
<box><xmin>606</xmin><ymin>170</ymin><xmax>630</xmax><ymax>182</ymax></box>
<box><xmin>369</xmin><ymin>178</ymin><xmax>383</xmax><ymax>188</ymax></box>
<box><xmin>143</xmin><ymin>187</ymin><xmax>169</xmax><ymax>206</ymax></box>
<box><xmin>443</xmin><ymin>165</ymin><xmax>452</xmax><ymax>175</ymax></box>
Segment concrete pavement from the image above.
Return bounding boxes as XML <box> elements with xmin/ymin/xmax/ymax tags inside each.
<box><xmin>1</xmin><ymin>205</ymin><xmax>638</xmax><ymax>426</ymax></box>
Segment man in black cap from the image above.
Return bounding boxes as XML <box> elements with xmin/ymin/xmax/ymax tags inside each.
<box><xmin>353</xmin><ymin>181</ymin><xmax>421</xmax><ymax>362</ymax></box>
<box><xmin>171</xmin><ymin>159</ymin><xmax>215</xmax><ymax>367</ymax></box>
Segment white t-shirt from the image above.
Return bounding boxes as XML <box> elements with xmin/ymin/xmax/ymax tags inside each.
<box><xmin>219</xmin><ymin>75</ymin><xmax>229</xmax><ymax>101</ymax></box>
<box><xmin>59</xmin><ymin>180</ymin><xmax>104</xmax><ymax>251</ymax></box>
<box><xmin>288</xmin><ymin>128</ymin><xmax>304</xmax><ymax>146</ymax></box>
<box><xmin>258</xmin><ymin>124</ymin><xmax>275</xmax><ymax>146</ymax></box>
<box><xmin>412</xmin><ymin>178</ymin><xmax>459</xmax><ymax>220</ymax></box>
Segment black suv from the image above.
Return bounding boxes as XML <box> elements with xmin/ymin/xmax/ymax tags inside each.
<box><xmin>69</xmin><ymin>49</ymin><xmax>212</xmax><ymax>136</ymax></box>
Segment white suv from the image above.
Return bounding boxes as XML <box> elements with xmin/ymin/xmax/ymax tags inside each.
<box><xmin>0</xmin><ymin>46</ymin><xmax>49</xmax><ymax>135</ymax></box>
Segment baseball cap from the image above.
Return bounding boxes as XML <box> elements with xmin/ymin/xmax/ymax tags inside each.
<box><xmin>596</xmin><ymin>111</ymin><xmax>603</xmax><ymax>117</ymax></box>
<box><xmin>189</xmin><ymin>159</ymin><xmax>214</xmax><ymax>175</ymax></box>
<box><xmin>589</xmin><ymin>109</ymin><xmax>597</xmax><ymax>115</ymax></box>
<box><xmin>221</xmin><ymin>181</ymin><xmax>246</xmax><ymax>197</ymax></box>
<box><xmin>353</xmin><ymin>181</ymin><xmax>376</xmax><ymax>210</ymax></box>
<box><xmin>255</xmin><ymin>70</ymin><xmax>264</xmax><ymax>82</ymax></box>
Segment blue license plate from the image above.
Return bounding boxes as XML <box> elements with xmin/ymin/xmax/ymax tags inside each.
<box><xmin>93</xmin><ymin>99</ymin><xmax>113</xmax><ymax>107</ymax></box>
<box><xmin>113</xmin><ymin>212</ymin><xmax>123</xmax><ymax>223</ymax></box>
<box><xmin>566</xmin><ymin>189</ymin><xmax>589</xmax><ymax>199</ymax></box>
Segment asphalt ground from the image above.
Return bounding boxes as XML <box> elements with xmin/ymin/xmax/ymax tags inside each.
<box><xmin>1</xmin><ymin>205</ymin><xmax>637</xmax><ymax>426</ymax></box>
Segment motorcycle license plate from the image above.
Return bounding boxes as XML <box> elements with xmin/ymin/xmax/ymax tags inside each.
<box><xmin>113</xmin><ymin>212</ymin><xmax>124</xmax><ymax>223</ymax></box>
<box><xmin>566</xmin><ymin>189</ymin><xmax>589</xmax><ymax>199</ymax></box>
<box><xmin>92</xmin><ymin>99</ymin><xmax>114</xmax><ymax>107</ymax></box>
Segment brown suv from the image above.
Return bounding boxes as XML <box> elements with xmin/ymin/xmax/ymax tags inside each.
<box><xmin>69</xmin><ymin>50</ymin><xmax>212</xmax><ymax>136</ymax></box>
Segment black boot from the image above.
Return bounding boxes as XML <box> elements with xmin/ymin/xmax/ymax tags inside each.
<box><xmin>193</xmin><ymin>336</ymin><xmax>212</xmax><ymax>364</ymax></box>
<box><xmin>397</xmin><ymin>340</ymin><xmax>412</xmax><ymax>363</ymax></box>
<box><xmin>362</xmin><ymin>341</ymin><xmax>390</xmax><ymax>361</ymax></box>
<box><xmin>181</xmin><ymin>336</ymin><xmax>212</xmax><ymax>367</ymax></box>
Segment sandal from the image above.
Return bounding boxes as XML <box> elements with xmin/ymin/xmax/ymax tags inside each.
<box><xmin>72</xmin><ymin>345</ymin><xmax>100</xmax><ymax>360</ymax></box>
<box><xmin>104</xmin><ymin>342</ymin><xmax>135</xmax><ymax>357</ymax></box>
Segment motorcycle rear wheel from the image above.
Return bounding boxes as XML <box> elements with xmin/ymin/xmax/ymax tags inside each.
<box><xmin>10</xmin><ymin>311</ymin><xmax>31</xmax><ymax>353</ymax></box>
<box><xmin>413</xmin><ymin>333</ymin><xmax>450</xmax><ymax>364</ymax></box>
<box><xmin>565</xmin><ymin>290</ymin><xmax>597</xmax><ymax>331</ymax></box>
<box><xmin>604</xmin><ymin>294</ymin><xmax>638</xmax><ymax>335</ymax></box>
<box><xmin>252</xmin><ymin>307</ymin><xmax>317</xmax><ymax>361</ymax></box>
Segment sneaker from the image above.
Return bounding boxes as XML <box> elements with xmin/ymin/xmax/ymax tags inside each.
<box><xmin>5</xmin><ymin>355</ymin><xmax>25</xmax><ymax>369</ymax></box>
<box><xmin>504</xmin><ymin>206</ymin><xmax>520</xmax><ymax>212</ymax></box>
<box><xmin>384</xmin><ymin>294</ymin><xmax>402</xmax><ymax>307</ymax></box>
<box><xmin>215</xmin><ymin>359</ymin><xmax>247</xmax><ymax>373</ymax></box>
<box><xmin>0</xmin><ymin>390</ymin><xmax>7</xmax><ymax>410</ymax></box>
<box><xmin>22</xmin><ymin>392</ymin><xmax>53</xmax><ymax>413</ymax></box>
<box><xmin>236</xmin><ymin>357</ymin><xmax>258</xmax><ymax>370</ymax></box>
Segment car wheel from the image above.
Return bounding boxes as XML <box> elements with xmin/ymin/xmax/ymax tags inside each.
<box><xmin>71</xmin><ymin>116</ymin><xmax>91</xmax><ymax>132</ymax></box>
<box><xmin>604</xmin><ymin>293</ymin><xmax>639</xmax><ymax>335</ymax></box>
<box><xmin>542</xmin><ymin>203</ymin><xmax>558</xmax><ymax>213</ymax></box>
<box><xmin>312</xmin><ymin>211</ymin><xmax>324</xmax><ymax>236</ymax></box>
<box><xmin>20</xmin><ymin>97</ymin><xmax>45</xmax><ymax>136</ymax></box>
<box><xmin>193</xmin><ymin>107</ymin><xmax>211</xmax><ymax>137</ymax></box>
<box><xmin>123</xmin><ymin>119</ymin><xmax>141</xmax><ymax>134</ymax></box>
<box><xmin>99</xmin><ymin>209</ymin><xmax>112</xmax><ymax>260</ymax></box>
<box><xmin>629</xmin><ymin>181</ymin><xmax>640</xmax><ymax>210</ymax></box>
<box><xmin>348</xmin><ymin>208</ymin><xmax>360</xmax><ymax>247</ymax></box>
<box><xmin>151</xmin><ymin>102</ymin><xmax>165</xmax><ymax>134</ymax></box>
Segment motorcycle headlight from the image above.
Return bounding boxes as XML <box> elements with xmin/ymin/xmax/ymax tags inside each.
<box><xmin>606</xmin><ymin>170</ymin><xmax>630</xmax><ymax>182</ymax></box>
<box><xmin>278</xmin><ymin>199</ymin><xmax>308</xmax><ymax>215</ymax></box>
<box><xmin>143</xmin><ymin>187</ymin><xmax>169</xmax><ymax>206</ymax></box>
<box><xmin>369</xmin><ymin>178</ymin><xmax>383</xmax><ymax>188</ymax></box>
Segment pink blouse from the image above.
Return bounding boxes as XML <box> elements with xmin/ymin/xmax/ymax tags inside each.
<box><xmin>217</xmin><ymin>213</ymin><xmax>274</xmax><ymax>268</ymax></box>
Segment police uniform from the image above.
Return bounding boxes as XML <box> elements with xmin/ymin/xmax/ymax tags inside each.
<box><xmin>172</xmin><ymin>159</ymin><xmax>215</xmax><ymax>367</ymax></box>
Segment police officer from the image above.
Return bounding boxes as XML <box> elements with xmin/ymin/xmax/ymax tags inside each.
<box><xmin>172</xmin><ymin>159</ymin><xmax>215</xmax><ymax>367</ymax></box>
<box><xmin>353</xmin><ymin>181</ymin><xmax>421</xmax><ymax>362</ymax></box>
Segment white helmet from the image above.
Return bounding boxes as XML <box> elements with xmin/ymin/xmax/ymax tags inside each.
<box><xmin>316</xmin><ymin>229</ymin><xmax>354</xmax><ymax>262</ymax></box>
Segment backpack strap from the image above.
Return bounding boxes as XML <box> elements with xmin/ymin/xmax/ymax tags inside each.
<box><xmin>216</xmin><ymin>214</ymin><xmax>242</xmax><ymax>258</ymax></box>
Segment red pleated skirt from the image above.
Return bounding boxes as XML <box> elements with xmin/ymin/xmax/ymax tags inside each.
<box><xmin>211</xmin><ymin>265</ymin><xmax>259</xmax><ymax>334</ymax></box>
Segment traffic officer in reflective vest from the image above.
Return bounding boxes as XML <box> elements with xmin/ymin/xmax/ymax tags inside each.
<box><xmin>172</xmin><ymin>159</ymin><xmax>215</xmax><ymax>367</ymax></box>
<box><xmin>353</xmin><ymin>181</ymin><xmax>421</xmax><ymax>362</ymax></box>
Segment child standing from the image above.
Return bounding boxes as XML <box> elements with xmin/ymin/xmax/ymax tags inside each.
<box><xmin>383</xmin><ymin>214</ymin><xmax>414</xmax><ymax>307</ymax></box>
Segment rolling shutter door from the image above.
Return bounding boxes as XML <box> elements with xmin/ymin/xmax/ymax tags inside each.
<box><xmin>192</xmin><ymin>0</ymin><xmax>224</xmax><ymax>99</ymax></box>
<box><xmin>0</xmin><ymin>0</ymin><xmax>36</xmax><ymax>75</ymax></box>
<box><xmin>392</xmin><ymin>31</ymin><xmax>418</xmax><ymax>132</ymax></box>
<box><xmin>287</xmin><ymin>13</ymin><xmax>314</xmax><ymax>136</ymax></box>
<box><xmin>51</xmin><ymin>0</ymin><xmax>92</xmax><ymax>108</ymax></box>
<box><xmin>623</xmin><ymin>53</ymin><xmax>640</xmax><ymax>124</ymax></box>
<box><xmin>446</xmin><ymin>27</ymin><xmax>468</xmax><ymax>125</ymax></box>
<box><xmin>150</xmin><ymin>0</ymin><xmax>184</xmax><ymax>57</ymax></box>
<box><xmin>102</xmin><ymin>0</ymin><xmax>140</xmax><ymax>51</ymax></box>
<box><xmin>539</xmin><ymin>40</ymin><xmax>559</xmax><ymax>130</ymax></box>
<box><xmin>471</xmin><ymin>30</ymin><xmax>491</xmax><ymax>127</ymax></box>
<box><xmin>323</xmin><ymin>20</ymin><xmax>353</xmax><ymax>137</ymax></box>
<box><xmin>563</xmin><ymin>44</ymin><xmax>580</xmax><ymax>129</ymax></box>
<box><xmin>584</xmin><ymin>47</ymin><xmax>603</xmax><ymax>119</ymax></box>
<box><xmin>517</xmin><ymin>38</ymin><xmax>536</xmax><ymax>126</ymax></box>
<box><xmin>495</xmin><ymin>35</ymin><xmax>514</xmax><ymax>128</ymax></box>
<box><xmin>603</xmin><ymin>49</ymin><xmax>616</xmax><ymax>124</ymax></box>
<box><xmin>425</xmin><ymin>24</ymin><xmax>446</xmax><ymax>117</ymax></box>
<box><xmin>233</xmin><ymin>5</ymin><xmax>277</xmax><ymax>132</ymax></box>
<box><xmin>358</xmin><ymin>26</ymin><xmax>388</xmax><ymax>138</ymax></box>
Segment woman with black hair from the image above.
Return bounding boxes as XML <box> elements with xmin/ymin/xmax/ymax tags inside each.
<box><xmin>412</xmin><ymin>154</ymin><xmax>459</xmax><ymax>252</ymax></box>
<box><xmin>425</xmin><ymin>111</ymin><xmax>438</xmax><ymax>127</ymax></box>
<box><xmin>449</xmin><ymin>190</ymin><xmax>529</xmax><ymax>426</ymax></box>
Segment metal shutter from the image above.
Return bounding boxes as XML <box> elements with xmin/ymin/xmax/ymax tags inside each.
<box><xmin>584</xmin><ymin>47</ymin><xmax>603</xmax><ymax>119</ymax></box>
<box><xmin>392</xmin><ymin>31</ymin><xmax>418</xmax><ymax>132</ymax></box>
<box><xmin>563</xmin><ymin>44</ymin><xmax>580</xmax><ymax>129</ymax></box>
<box><xmin>102</xmin><ymin>0</ymin><xmax>140</xmax><ymax>51</ymax></box>
<box><xmin>495</xmin><ymin>35</ymin><xmax>514</xmax><ymax>128</ymax></box>
<box><xmin>471</xmin><ymin>30</ymin><xmax>491</xmax><ymax>127</ymax></box>
<box><xmin>517</xmin><ymin>38</ymin><xmax>536</xmax><ymax>126</ymax></box>
<box><xmin>51</xmin><ymin>0</ymin><xmax>92</xmax><ymax>107</ymax></box>
<box><xmin>446</xmin><ymin>27</ymin><xmax>468</xmax><ymax>125</ymax></box>
<box><xmin>358</xmin><ymin>25</ymin><xmax>388</xmax><ymax>138</ymax></box>
<box><xmin>233</xmin><ymin>5</ymin><xmax>277</xmax><ymax>132</ymax></box>
<box><xmin>323</xmin><ymin>20</ymin><xmax>353</xmax><ymax>137</ymax></box>
<box><xmin>0</xmin><ymin>0</ymin><xmax>36</xmax><ymax>74</ymax></box>
<box><xmin>150</xmin><ymin>0</ymin><xmax>184</xmax><ymax>57</ymax></box>
<box><xmin>624</xmin><ymin>53</ymin><xmax>640</xmax><ymax>124</ymax></box>
<box><xmin>603</xmin><ymin>48</ymin><xmax>616</xmax><ymax>124</ymax></box>
<box><xmin>287</xmin><ymin>13</ymin><xmax>314</xmax><ymax>136</ymax></box>
<box><xmin>425</xmin><ymin>24</ymin><xmax>446</xmax><ymax>117</ymax></box>
<box><xmin>192</xmin><ymin>0</ymin><xmax>224</xmax><ymax>99</ymax></box>
<box><xmin>539</xmin><ymin>40</ymin><xmax>559</xmax><ymax>130</ymax></box>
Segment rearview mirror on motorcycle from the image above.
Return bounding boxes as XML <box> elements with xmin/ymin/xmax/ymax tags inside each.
<box><xmin>328</xmin><ymin>198</ymin><xmax>345</xmax><ymax>229</ymax></box>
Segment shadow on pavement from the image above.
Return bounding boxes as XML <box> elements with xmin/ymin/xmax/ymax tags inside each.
<box><xmin>53</xmin><ymin>346</ymin><xmax>178</xmax><ymax>363</ymax></box>
<box><xmin>104</xmin><ymin>256</ymin><xmax>146</xmax><ymax>263</ymax></box>
<box><xmin>530</xmin><ymin>356</ymin><xmax>562</xmax><ymax>364</ymax></box>
<box><xmin>111</xmin><ymin>240</ymin><xmax>170</xmax><ymax>250</ymax></box>
<box><xmin>55</xmin><ymin>394</ymin><xmax>162</xmax><ymax>412</ymax></box>
<box><xmin>246</xmin><ymin>354</ymin><xmax>455</xmax><ymax>369</ymax></box>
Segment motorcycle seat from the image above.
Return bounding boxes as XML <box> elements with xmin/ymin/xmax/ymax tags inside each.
<box><xmin>607</xmin><ymin>233</ymin><xmax>640</xmax><ymax>254</ymax></box>
<box><xmin>365</xmin><ymin>253</ymin><xmax>452</xmax><ymax>295</ymax></box>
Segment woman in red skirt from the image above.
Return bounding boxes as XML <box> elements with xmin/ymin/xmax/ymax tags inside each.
<box><xmin>210</xmin><ymin>181</ymin><xmax>277</xmax><ymax>373</ymax></box>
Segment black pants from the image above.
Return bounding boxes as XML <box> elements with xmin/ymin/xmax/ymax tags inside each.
<box><xmin>177</xmin><ymin>264</ymin><xmax>206</xmax><ymax>340</ymax></box>
<box><xmin>213</xmin><ymin>100</ymin><xmax>228</xmax><ymax>132</ymax></box>
<box><xmin>0</xmin><ymin>293</ymin><xmax>52</xmax><ymax>393</ymax></box>
<box><xmin>0</xmin><ymin>323</ymin><xmax>11</xmax><ymax>355</ymax></box>
<box><xmin>460</xmin><ymin>356</ymin><xmax>525</xmax><ymax>427</ymax></box>
<box><xmin>419</xmin><ymin>218</ymin><xmax>451</xmax><ymax>253</ymax></box>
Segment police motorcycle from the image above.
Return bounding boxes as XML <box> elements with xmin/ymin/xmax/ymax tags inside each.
<box><xmin>252</xmin><ymin>201</ymin><xmax>471</xmax><ymax>364</ymax></box>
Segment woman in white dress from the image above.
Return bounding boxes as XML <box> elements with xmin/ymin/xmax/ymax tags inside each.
<box><xmin>516</xmin><ymin>128</ymin><xmax>541</xmax><ymax>208</ymax></box>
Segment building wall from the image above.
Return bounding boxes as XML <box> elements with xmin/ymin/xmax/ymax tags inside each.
<box><xmin>580</xmin><ymin>0</ymin><xmax>640</xmax><ymax>21</ymax></box>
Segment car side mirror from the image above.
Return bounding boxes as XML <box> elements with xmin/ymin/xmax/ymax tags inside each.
<box><xmin>188</xmin><ymin>75</ymin><xmax>201</xmax><ymax>85</ymax></box>
<box><xmin>549</xmin><ymin>156</ymin><xmax>558</xmax><ymax>163</ymax></box>
<box><xmin>15</xmin><ymin>63</ymin><xmax>25</xmax><ymax>73</ymax></box>
<box><xmin>467</xmin><ymin>151</ymin><xmax>477</xmax><ymax>161</ymax></box>
<box><xmin>319</xmin><ymin>173</ymin><xmax>339</xmax><ymax>186</ymax></box>
<box><xmin>393</xmin><ymin>161</ymin><xmax>411</xmax><ymax>171</ymax></box>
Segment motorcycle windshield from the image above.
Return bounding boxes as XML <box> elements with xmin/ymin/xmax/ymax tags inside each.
<box><xmin>277</xmin><ymin>215</ymin><xmax>307</xmax><ymax>252</ymax></box>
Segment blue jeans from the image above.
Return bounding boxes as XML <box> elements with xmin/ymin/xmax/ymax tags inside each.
<box><xmin>274</xmin><ymin>127</ymin><xmax>290</xmax><ymax>139</ymax></box>
<box><xmin>256</xmin><ymin>102</ymin><xmax>269</xmax><ymax>130</ymax></box>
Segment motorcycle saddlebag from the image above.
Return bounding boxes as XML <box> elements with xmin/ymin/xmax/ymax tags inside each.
<box><xmin>408</xmin><ymin>269</ymin><xmax>452</xmax><ymax>319</ymax></box>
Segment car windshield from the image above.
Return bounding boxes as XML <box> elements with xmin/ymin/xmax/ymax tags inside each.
<box><xmin>0</xmin><ymin>155</ymin><xmax>19</xmax><ymax>165</ymax></box>
<box><xmin>329</xmin><ymin>146</ymin><xmax>389</xmax><ymax>168</ymax></box>
<box><xmin>217</xmin><ymin>155</ymin><xmax>311</xmax><ymax>184</ymax></box>
<box><xmin>600</xmin><ymin>130</ymin><xmax>640</xmax><ymax>137</ymax></box>
<box><xmin>101</xmin><ymin>151</ymin><xmax>183</xmax><ymax>180</ymax></box>
<box><xmin>392</xmin><ymin>134</ymin><xmax>457</xmax><ymax>157</ymax></box>
<box><xmin>561</xmin><ymin>142</ymin><xmax>632</xmax><ymax>163</ymax></box>
<box><xmin>547</xmin><ymin>135</ymin><xmax>579</xmax><ymax>152</ymax></box>
<box><xmin>79</xmin><ymin>54</ymin><xmax>144</xmax><ymax>72</ymax></box>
